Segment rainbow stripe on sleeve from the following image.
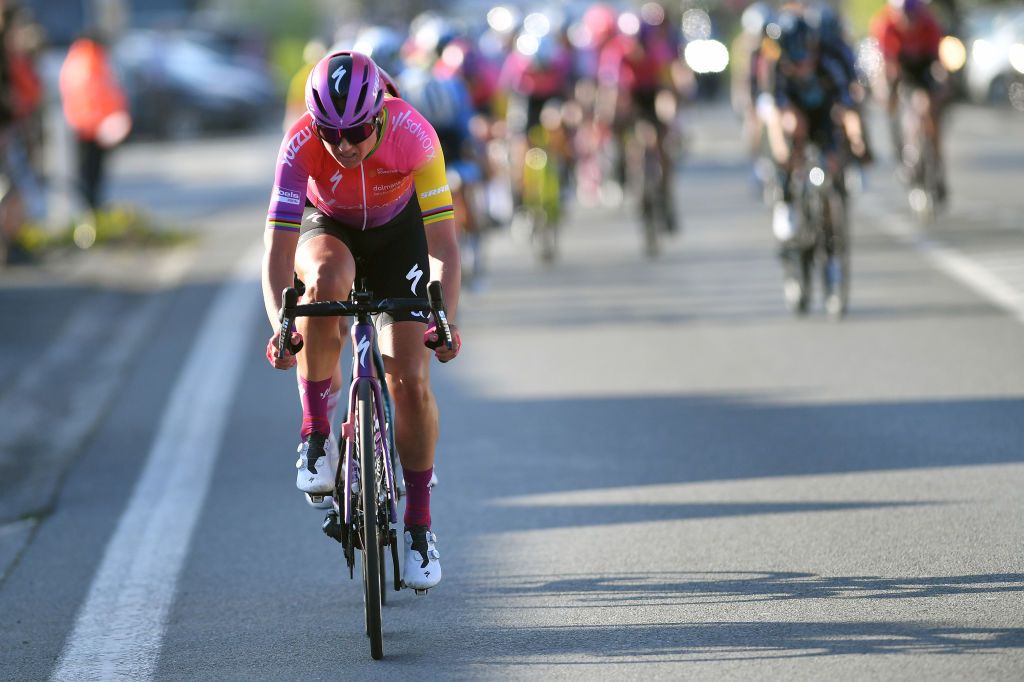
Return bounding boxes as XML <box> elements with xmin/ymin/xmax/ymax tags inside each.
<box><xmin>267</xmin><ymin>217</ymin><xmax>301</xmax><ymax>232</ymax></box>
<box><xmin>422</xmin><ymin>205</ymin><xmax>454</xmax><ymax>225</ymax></box>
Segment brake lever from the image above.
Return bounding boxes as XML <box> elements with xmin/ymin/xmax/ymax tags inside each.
<box><xmin>425</xmin><ymin>281</ymin><xmax>453</xmax><ymax>351</ymax></box>
<box><xmin>278</xmin><ymin>287</ymin><xmax>304</xmax><ymax>358</ymax></box>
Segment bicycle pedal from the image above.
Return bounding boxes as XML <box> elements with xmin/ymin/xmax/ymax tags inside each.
<box><xmin>414</xmin><ymin>589</ymin><xmax>429</xmax><ymax>596</ymax></box>
<box><xmin>305</xmin><ymin>493</ymin><xmax>332</xmax><ymax>509</ymax></box>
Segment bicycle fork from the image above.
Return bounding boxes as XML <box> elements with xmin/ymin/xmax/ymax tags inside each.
<box><xmin>340</xmin><ymin>319</ymin><xmax>400</xmax><ymax>532</ymax></box>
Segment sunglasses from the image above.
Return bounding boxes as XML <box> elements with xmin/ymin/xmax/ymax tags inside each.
<box><xmin>312</xmin><ymin>118</ymin><xmax>379</xmax><ymax>146</ymax></box>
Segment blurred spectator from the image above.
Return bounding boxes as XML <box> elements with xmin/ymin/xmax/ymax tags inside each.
<box><xmin>283</xmin><ymin>38</ymin><xmax>325</xmax><ymax>132</ymax></box>
<box><xmin>0</xmin><ymin>0</ymin><xmax>36</xmax><ymax>264</ymax></box>
<box><xmin>59</xmin><ymin>29</ymin><xmax>131</xmax><ymax>214</ymax></box>
<box><xmin>7</xmin><ymin>3</ymin><xmax>44</xmax><ymax>211</ymax></box>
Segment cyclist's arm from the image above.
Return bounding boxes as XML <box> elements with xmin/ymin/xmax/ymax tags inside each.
<box><xmin>413</xmin><ymin>155</ymin><xmax>460</xmax><ymax>319</ymax></box>
<box><xmin>263</xmin><ymin>124</ymin><xmax>314</xmax><ymax>329</ymax></box>
<box><xmin>262</xmin><ymin>228</ymin><xmax>299</xmax><ymax>329</ymax></box>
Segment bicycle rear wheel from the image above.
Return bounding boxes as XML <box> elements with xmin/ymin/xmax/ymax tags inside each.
<box><xmin>640</xmin><ymin>147</ymin><xmax>662</xmax><ymax>259</ymax></box>
<box><xmin>357</xmin><ymin>380</ymin><xmax>384</xmax><ymax>660</ymax></box>
<box><xmin>823</xmin><ymin>190</ymin><xmax>850</xmax><ymax>318</ymax></box>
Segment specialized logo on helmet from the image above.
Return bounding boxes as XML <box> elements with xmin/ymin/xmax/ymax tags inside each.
<box><xmin>332</xmin><ymin>65</ymin><xmax>347</xmax><ymax>94</ymax></box>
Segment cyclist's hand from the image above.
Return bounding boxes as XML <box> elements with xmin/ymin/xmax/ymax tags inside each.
<box><xmin>424</xmin><ymin>323</ymin><xmax>460</xmax><ymax>363</ymax></box>
<box><xmin>266</xmin><ymin>330</ymin><xmax>303</xmax><ymax>370</ymax></box>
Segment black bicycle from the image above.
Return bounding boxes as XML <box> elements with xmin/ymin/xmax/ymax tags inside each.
<box><xmin>895</xmin><ymin>82</ymin><xmax>943</xmax><ymax>224</ymax></box>
<box><xmin>782</xmin><ymin>140</ymin><xmax>850</xmax><ymax>318</ymax></box>
<box><xmin>277</xmin><ymin>275</ymin><xmax>453</xmax><ymax>660</ymax></box>
<box><xmin>630</xmin><ymin>118</ymin><xmax>677</xmax><ymax>259</ymax></box>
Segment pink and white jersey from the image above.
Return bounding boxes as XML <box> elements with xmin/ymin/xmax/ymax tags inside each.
<box><xmin>266</xmin><ymin>97</ymin><xmax>454</xmax><ymax>233</ymax></box>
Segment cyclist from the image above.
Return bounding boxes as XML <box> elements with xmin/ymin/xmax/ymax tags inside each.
<box><xmin>596</xmin><ymin>4</ymin><xmax>687</xmax><ymax>229</ymax></box>
<box><xmin>261</xmin><ymin>51</ymin><xmax>461</xmax><ymax>591</ymax></box>
<box><xmin>809</xmin><ymin>4</ymin><xmax>872</xmax><ymax>167</ymax></box>
<box><xmin>870</xmin><ymin>0</ymin><xmax>948</xmax><ymax>202</ymax></box>
<box><xmin>498</xmin><ymin>22</ymin><xmax>574</xmax><ymax>214</ymax></box>
<box><xmin>765</xmin><ymin>12</ymin><xmax>858</xmax><ymax>239</ymax></box>
<box><xmin>762</xmin><ymin>11</ymin><xmax>861</xmax><ymax>312</ymax></box>
<box><xmin>731</xmin><ymin>1</ymin><xmax>774</xmax><ymax>186</ymax></box>
<box><xmin>574</xmin><ymin>3</ymin><xmax>621</xmax><ymax>204</ymax></box>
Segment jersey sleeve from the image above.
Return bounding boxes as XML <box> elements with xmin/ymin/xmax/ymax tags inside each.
<box><xmin>266</xmin><ymin>121</ymin><xmax>317</xmax><ymax>233</ymax></box>
<box><xmin>398</xmin><ymin>107</ymin><xmax>454</xmax><ymax>225</ymax></box>
<box><xmin>413</xmin><ymin>152</ymin><xmax>454</xmax><ymax>225</ymax></box>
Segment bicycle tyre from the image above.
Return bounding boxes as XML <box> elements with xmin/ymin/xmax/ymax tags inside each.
<box><xmin>640</xmin><ymin>145</ymin><xmax>659</xmax><ymax>258</ymax></box>
<box><xmin>357</xmin><ymin>380</ymin><xmax>384</xmax><ymax>660</ymax></box>
<box><xmin>378</xmin><ymin>543</ymin><xmax>387</xmax><ymax>606</ymax></box>
<box><xmin>824</xmin><ymin>191</ymin><xmax>850</xmax><ymax>318</ymax></box>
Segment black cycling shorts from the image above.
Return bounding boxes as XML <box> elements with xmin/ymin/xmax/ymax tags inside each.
<box><xmin>298</xmin><ymin>194</ymin><xmax>431</xmax><ymax>326</ymax></box>
<box><xmin>804</xmin><ymin>105</ymin><xmax>841</xmax><ymax>153</ymax></box>
<box><xmin>899</xmin><ymin>56</ymin><xmax>939</xmax><ymax>93</ymax></box>
<box><xmin>632</xmin><ymin>88</ymin><xmax>661</xmax><ymax>127</ymax></box>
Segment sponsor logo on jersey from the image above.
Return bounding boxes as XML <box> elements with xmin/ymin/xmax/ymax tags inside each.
<box><xmin>419</xmin><ymin>184</ymin><xmax>450</xmax><ymax>200</ymax></box>
<box><xmin>373</xmin><ymin>179</ymin><xmax>404</xmax><ymax>193</ymax></box>
<box><xmin>281</xmin><ymin>127</ymin><xmax>313</xmax><ymax>168</ymax></box>
<box><xmin>274</xmin><ymin>186</ymin><xmax>302</xmax><ymax>206</ymax></box>
<box><xmin>390</xmin><ymin>109</ymin><xmax>436</xmax><ymax>160</ymax></box>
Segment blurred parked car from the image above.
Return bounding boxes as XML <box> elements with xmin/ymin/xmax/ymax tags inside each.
<box><xmin>964</xmin><ymin>7</ymin><xmax>1024</xmax><ymax>107</ymax></box>
<box><xmin>112</xmin><ymin>29</ymin><xmax>280</xmax><ymax>140</ymax></box>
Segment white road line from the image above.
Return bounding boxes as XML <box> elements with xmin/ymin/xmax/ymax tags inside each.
<box><xmin>51</xmin><ymin>247</ymin><xmax>261</xmax><ymax>681</ymax></box>
<box><xmin>864</xmin><ymin>205</ymin><xmax>1024</xmax><ymax>325</ymax></box>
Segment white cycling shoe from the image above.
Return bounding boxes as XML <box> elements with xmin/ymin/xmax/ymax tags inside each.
<box><xmin>772</xmin><ymin>201</ymin><xmax>797</xmax><ymax>242</ymax></box>
<box><xmin>402</xmin><ymin>526</ymin><xmax>442</xmax><ymax>592</ymax></box>
<box><xmin>295</xmin><ymin>431</ymin><xmax>339</xmax><ymax>495</ymax></box>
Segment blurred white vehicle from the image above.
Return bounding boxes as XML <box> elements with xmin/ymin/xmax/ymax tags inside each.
<box><xmin>965</xmin><ymin>8</ymin><xmax>1024</xmax><ymax>106</ymax></box>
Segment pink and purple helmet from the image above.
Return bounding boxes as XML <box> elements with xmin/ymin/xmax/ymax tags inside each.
<box><xmin>305</xmin><ymin>51</ymin><xmax>384</xmax><ymax>129</ymax></box>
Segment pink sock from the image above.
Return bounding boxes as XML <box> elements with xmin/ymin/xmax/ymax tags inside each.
<box><xmin>299</xmin><ymin>377</ymin><xmax>333</xmax><ymax>438</ymax></box>
<box><xmin>403</xmin><ymin>467</ymin><xmax>433</xmax><ymax>528</ymax></box>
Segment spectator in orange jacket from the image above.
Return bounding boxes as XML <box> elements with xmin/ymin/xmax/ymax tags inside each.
<box><xmin>58</xmin><ymin>30</ymin><xmax>131</xmax><ymax>212</ymax></box>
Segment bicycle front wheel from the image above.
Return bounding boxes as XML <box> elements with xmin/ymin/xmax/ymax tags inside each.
<box><xmin>357</xmin><ymin>380</ymin><xmax>384</xmax><ymax>660</ymax></box>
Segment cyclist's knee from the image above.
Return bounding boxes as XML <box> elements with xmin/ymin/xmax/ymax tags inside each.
<box><xmin>388</xmin><ymin>372</ymin><xmax>433</xmax><ymax>411</ymax></box>
<box><xmin>304</xmin><ymin>264</ymin><xmax>351</xmax><ymax>303</ymax></box>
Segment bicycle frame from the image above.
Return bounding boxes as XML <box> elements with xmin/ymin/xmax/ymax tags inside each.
<box><xmin>339</xmin><ymin>314</ymin><xmax>399</xmax><ymax>530</ymax></box>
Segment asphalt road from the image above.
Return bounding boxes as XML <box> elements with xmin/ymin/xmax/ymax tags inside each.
<box><xmin>1</xmin><ymin>102</ymin><xmax>1022</xmax><ymax>681</ymax></box>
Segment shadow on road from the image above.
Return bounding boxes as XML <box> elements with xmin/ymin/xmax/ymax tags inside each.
<box><xmin>471</xmin><ymin>617</ymin><xmax>1024</xmax><ymax>663</ymax></box>
<box><xmin>461</xmin><ymin>571</ymin><xmax>1024</xmax><ymax>663</ymax></box>
<box><xmin>480</xmin><ymin>501</ymin><xmax>936</xmax><ymax>532</ymax></box>
<box><xmin>489</xmin><ymin>570</ymin><xmax>1024</xmax><ymax>605</ymax></box>
<box><xmin>454</xmin><ymin>394</ymin><xmax>1024</xmax><ymax>512</ymax></box>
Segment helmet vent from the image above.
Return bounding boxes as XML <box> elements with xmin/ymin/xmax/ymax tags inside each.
<box><xmin>311</xmin><ymin>89</ymin><xmax>329</xmax><ymax>119</ymax></box>
<box><xmin>353</xmin><ymin>81</ymin><xmax>369</xmax><ymax>119</ymax></box>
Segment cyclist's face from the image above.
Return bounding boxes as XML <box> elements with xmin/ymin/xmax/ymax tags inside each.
<box><xmin>322</xmin><ymin>126</ymin><xmax>379</xmax><ymax>168</ymax></box>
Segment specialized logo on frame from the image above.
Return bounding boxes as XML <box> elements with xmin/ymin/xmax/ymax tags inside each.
<box><xmin>357</xmin><ymin>335</ymin><xmax>370</xmax><ymax>368</ymax></box>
